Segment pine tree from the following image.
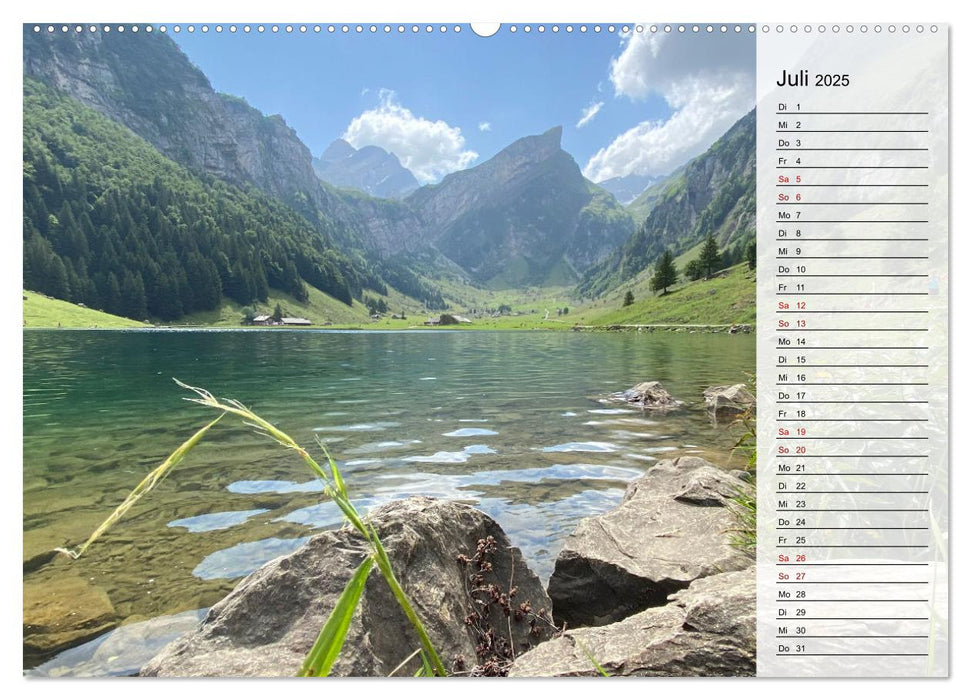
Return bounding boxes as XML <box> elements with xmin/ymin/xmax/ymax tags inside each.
<box><xmin>684</xmin><ymin>259</ymin><xmax>704</xmax><ymax>281</ymax></box>
<box><xmin>746</xmin><ymin>241</ymin><xmax>757</xmax><ymax>270</ymax></box>
<box><xmin>47</xmin><ymin>256</ymin><xmax>70</xmax><ymax>299</ymax></box>
<box><xmin>103</xmin><ymin>272</ymin><xmax>122</xmax><ymax>314</ymax></box>
<box><xmin>623</xmin><ymin>290</ymin><xmax>635</xmax><ymax>307</ymax></box>
<box><xmin>699</xmin><ymin>234</ymin><xmax>721</xmax><ymax>279</ymax></box>
<box><xmin>121</xmin><ymin>270</ymin><xmax>148</xmax><ymax>320</ymax></box>
<box><xmin>650</xmin><ymin>249</ymin><xmax>678</xmax><ymax>295</ymax></box>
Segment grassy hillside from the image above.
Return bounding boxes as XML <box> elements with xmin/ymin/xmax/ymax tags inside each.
<box><xmin>579</xmin><ymin>264</ymin><xmax>755</xmax><ymax>326</ymax></box>
<box><xmin>23</xmin><ymin>291</ymin><xmax>148</xmax><ymax>328</ymax></box>
<box><xmin>353</xmin><ymin>266</ymin><xmax>755</xmax><ymax>330</ymax></box>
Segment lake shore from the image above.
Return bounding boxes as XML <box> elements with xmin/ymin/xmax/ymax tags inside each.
<box><xmin>23</xmin><ymin>264</ymin><xmax>757</xmax><ymax>332</ymax></box>
<box><xmin>23</xmin><ymin>320</ymin><xmax>754</xmax><ymax>334</ymax></box>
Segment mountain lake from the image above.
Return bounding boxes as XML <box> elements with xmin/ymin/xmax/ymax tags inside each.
<box><xmin>23</xmin><ymin>329</ymin><xmax>754</xmax><ymax>674</ymax></box>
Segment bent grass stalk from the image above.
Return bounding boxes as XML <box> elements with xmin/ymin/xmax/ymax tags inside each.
<box><xmin>59</xmin><ymin>379</ymin><xmax>447</xmax><ymax>677</ymax></box>
<box><xmin>56</xmin><ymin>414</ymin><xmax>223</xmax><ymax>560</ymax></box>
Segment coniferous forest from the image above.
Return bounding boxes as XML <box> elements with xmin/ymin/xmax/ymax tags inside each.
<box><xmin>23</xmin><ymin>78</ymin><xmax>383</xmax><ymax>321</ymax></box>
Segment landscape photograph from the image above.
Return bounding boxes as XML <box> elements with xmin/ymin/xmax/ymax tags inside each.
<box><xmin>22</xmin><ymin>23</ymin><xmax>758</xmax><ymax>677</ymax></box>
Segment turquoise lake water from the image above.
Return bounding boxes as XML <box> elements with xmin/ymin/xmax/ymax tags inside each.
<box><xmin>23</xmin><ymin>329</ymin><xmax>754</xmax><ymax>670</ymax></box>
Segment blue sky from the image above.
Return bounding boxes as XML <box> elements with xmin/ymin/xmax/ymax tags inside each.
<box><xmin>172</xmin><ymin>26</ymin><xmax>754</xmax><ymax>184</ymax></box>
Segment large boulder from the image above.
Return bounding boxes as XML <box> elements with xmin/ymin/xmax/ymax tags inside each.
<box><xmin>704</xmin><ymin>384</ymin><xmax>755</xmax><ymax>419</ymax></box>
<box><xmin>142</xmin><ymin>497</ymin><xmax>553</xmax><ymax>677</ymax></box>
<box><xmin>547</xmin><ymin>456</ymin><xmax>752</xmax><ymax>628</ymax></box>
<box><xmin>612</xmin><ymin>381</ymin><xmax>679</xmax><ymax>409</ymax></box>
<box><xmin>510</xmin><ymin>568</ymin><xmax>755</xmax><ymax>677</ymax></box>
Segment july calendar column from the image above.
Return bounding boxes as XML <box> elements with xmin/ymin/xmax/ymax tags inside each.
<box><xmin>755</xmin><ymin>24</ymin><xmax>948</xmax><ymax>677</ymax></box>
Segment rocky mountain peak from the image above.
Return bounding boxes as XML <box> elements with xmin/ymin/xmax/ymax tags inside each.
<box><xmin>312</xmin><ymin>139</ymin><xmax>419</xmax><ymax>200</ymax></box>
<box><xmin>494</xmin><ymin>125</ymin><xmax>563</xmax><ymax>165</ymax></box>
<box><xmin>319</xmin><ymin>138</ymin><xmax>356</xmax><ymax>163</ymax></box>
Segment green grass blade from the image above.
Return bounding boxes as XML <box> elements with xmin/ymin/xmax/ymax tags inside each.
<box><xmin>56</xmin><ymin>414</ymin><xmax>223</xmax><ymax>560</ymax></box>
<box><xmin>315</xmin><ymin>437</ymin><xmax>348</xmax><ymax>500</ymax></box>
<box><xmin>388</xmin><ymin>648</ymin><xmax>422</xmax><ymax>677</ymax></box>
<box><xmin>328</xmin><ymin>489</ymin><xmax>370</xmax><ymax>538</ymax></box>
<box><xmin>572</xmin><ymin>637</ymin><xmax>609</xmax><ymax>677</ymax></box>
<box><xmin>416</xmin><ymin>650</ymin><xmax>435</xmax><ymax>677</ymax></box>
<box><xmin>298</xmin><ymin>555</ymin><xmax>374</xmax><ymax>677</ymax></box>
<box><xmin>60</xmin><ymin>380</ymin><xmax>448</xmax><ymax>678</ymax></box>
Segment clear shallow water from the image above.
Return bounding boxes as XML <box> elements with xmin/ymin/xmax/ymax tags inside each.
<box><xmin>23</xmin><ymin>329</ymin><xmax>754</xmax><ymax>668</ymax></box>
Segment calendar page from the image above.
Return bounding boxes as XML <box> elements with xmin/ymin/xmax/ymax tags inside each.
<box><xmin>19</xmin><ymin>16</ymin><xmax>949</xmax><ymax>681</ymax></box>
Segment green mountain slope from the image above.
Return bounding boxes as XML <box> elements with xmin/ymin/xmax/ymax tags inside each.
<box><xmin>23</xmin><ymin>290</ymin><xmax>149</xmax><ymax>328</ymax></box>
<box><xmin>582</xmin><ymin>264</ymin><xmax>756</xmax><ymax>326</ymax></box>
<box><xmin>579</xmin><ymin>110</ymin><xmax>755</xmax><ymax>298</ymax></box>
<box><xmin>23</xmin><ymin>78</ymin><xmax>381</xmax><ymax>321</ymax></box>
<box><xmin>626</xmin><ymin>173</ymin><xmax>675</xmax><ymax>223</ymax></box>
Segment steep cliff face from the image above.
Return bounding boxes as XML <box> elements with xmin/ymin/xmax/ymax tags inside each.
<box><xmin>407</xmin><ymin>127</ymin><xmax>634</xmax><ymax>286</ymax></box>
<box><xmin>23</xmin><ymin>31</ymin><xmax>325</xmax><ymax>209</ymax></box>
<box><xmin>579</xmin><ymin>110</ymin><xmax>756</xmax><ymax>296</ymax></box>
<box><xmin>314</xmin><ymin>140</ymin><xmax>419</xmax><ymax>199</ymax></box>
<box><xmin>328</xmin><ymin>185</ymin><xmax>427</xmax><ymax>254</ymax></box>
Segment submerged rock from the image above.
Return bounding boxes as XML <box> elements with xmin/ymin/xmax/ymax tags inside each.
<box><xmin>613</xmin><ymin>381</ymin><xmax>679</xmax><ymax>409</ymax></box>
<box><xmin>703</xmin><ymin>384</ymin><xmax>756</xmax><ymax>419</ymax></box>
<box><xmin>547</xmin><ymin>456</ymin><xmax>752</xmax><ymax>628</ymax></box>
<box><xmin>142</xmin><ymin>497</ymin><xmax>553</xmax><ymax>677</ymax></box>
<box><xmin>23</xmin><ymin>574</ymin><xmax>120</xmax><ymax>661</ymax></box>
<box><xmin>510</xmin><ymin>568</ymin><xmax>755</xmax><ymax>677</ymax></box>
<box><xmin>27</xmin><ymin>609</ymin><xmax>207</xmax><ymax>678</ymax></box>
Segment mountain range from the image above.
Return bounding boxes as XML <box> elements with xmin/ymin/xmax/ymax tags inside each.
<box><xmin>313</xmin><ymin>139</ymin><xmax>420</xmax><ymax>199</ymax></box>
<box><xmin>22</xmin><ymin>28</ymin><xmax>755</xmax><ymax>321</ymax></box>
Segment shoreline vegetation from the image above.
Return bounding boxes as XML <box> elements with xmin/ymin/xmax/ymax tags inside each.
<box><xmin>24</xmin><ymin>263</ymin><xmax>755</xmax><ymax>333</ymax></box>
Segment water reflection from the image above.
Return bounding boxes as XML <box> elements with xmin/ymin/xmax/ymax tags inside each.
<box><xmin>168</xmin><ymin>509</ymin><xmax>270</xmax><ymax>533</ymax></box>
<box><xmin>193</xmin><ymin>537</ymin><xmax>312</xmax><ymax>580</ymax></box>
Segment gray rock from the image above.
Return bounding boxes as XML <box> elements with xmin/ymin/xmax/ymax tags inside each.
<box><xmin>510</xmin><ymin>568</ymin><xmax>755</xmax><ymax>677</ymax></box>
<box><xmin>704</xmin><ymin>384</ymin><xmax>756</xmax><ymax>419</ymax></box>
<box><xmin>729</xmin><ymin>469</ymin><xmax>753</xmax><ymax>483</ymax></box>
<box><xmin>615</xmin><ymin>381</ymin><xmax>679</xmax><ymax>409</ymax></box>
<box><xmin>547</xmin><ymin>456</ymin><xmax>752</xmax><ymax>628</ymax></box>
<box><xmin>142</xmin><ymin>497</ymin><xmax>553</xmax><ymax>677</ymax></box>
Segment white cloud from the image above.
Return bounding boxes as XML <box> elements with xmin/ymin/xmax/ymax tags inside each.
<box><xmin>576</xmin><ymin>101</ymin><xmax>604</xmax><ymax>129</ymax></box>
<box><xmin>343</xmin><ymin>90</ymin><xmax>478</xmax><ymax>183</ymax></box>
<box><xmin>478</xmin><ymin>121</ymin><xmax>492</xmax><ymax>132</ymax></box>
<box><xmin>583</xmin><ymin>32</ymin><xmax>754</xmax><ymax>182</ymax></box>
